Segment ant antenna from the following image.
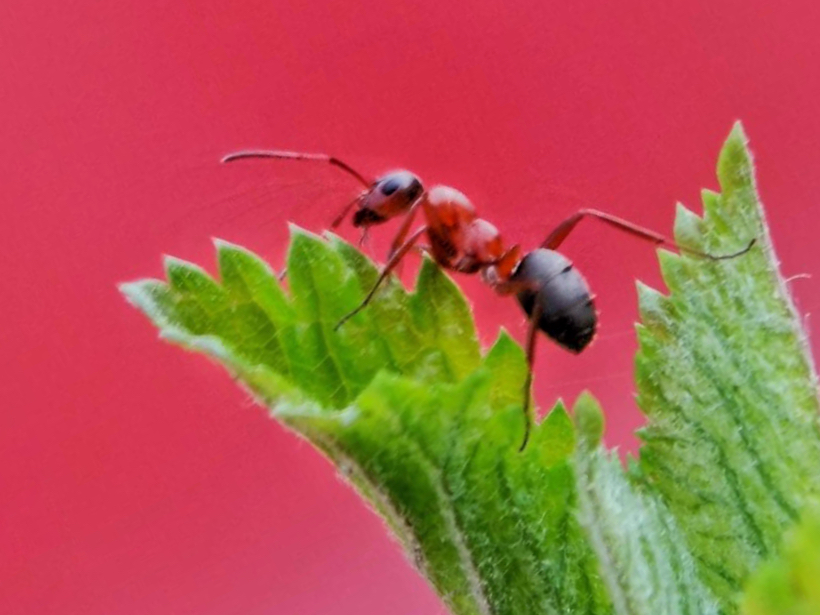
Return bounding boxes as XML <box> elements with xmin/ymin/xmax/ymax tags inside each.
<box><xmin>220</xmin><ymin>150</ymin><xmax>371</xmax><ymax>188</ymax></box>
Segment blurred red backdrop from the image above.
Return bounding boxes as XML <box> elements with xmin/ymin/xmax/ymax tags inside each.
<box><xmin>2</xmin><ymin>1</ymin><xmax>819</xmax><ymax>613</ymax></box>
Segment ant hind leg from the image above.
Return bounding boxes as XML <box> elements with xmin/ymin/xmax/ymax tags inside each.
<box><xmin>541</xmin><ymin>208</ymin><xmax>755</xmax><ymax>259</ymax></box>
<box><xmin>520</xmin><ymin>302</ymin><xmax>543</xmax><ymax>452</ymax></box>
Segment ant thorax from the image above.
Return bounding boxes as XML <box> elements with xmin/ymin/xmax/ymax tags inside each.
<box><xmin>422</xmin><ymin>186</ymin><xmax>476</xmax><ymax>229</ymax></box>
<box><xmin>462</xmin><ymin>219</ymin><xmax>505</xmax><ymax>262</ymax></box>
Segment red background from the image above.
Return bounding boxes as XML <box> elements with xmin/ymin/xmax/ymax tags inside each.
<box><xmin>3</xmin><ymin>1</ymin><xmax>820</xmax><ymax>613</ymax></box>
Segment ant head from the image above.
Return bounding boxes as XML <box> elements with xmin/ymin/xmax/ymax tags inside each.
<box><xmin>353</xmin><ymin>171</ymin><xmax>424</xmax><ymax>227</ymax></box>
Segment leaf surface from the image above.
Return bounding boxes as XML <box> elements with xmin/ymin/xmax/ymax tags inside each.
<box><xmin>741</xmin><ymin>506</ymin><xmax>820</xmax><ymax>615</ymax></box>
<box><xmin>122</xmin><ymin>124</ymin><xmax>820</xmax><ymax>614</ymax></box>
<box><xmin>635</xmin><ymin>124</ymin><xmax>820</xmax><ymax>606</ymax></box>
<box><xmin>123</xmin><ymin>232</ymin><xmax>609</xmax><ymax>615</ymax></box>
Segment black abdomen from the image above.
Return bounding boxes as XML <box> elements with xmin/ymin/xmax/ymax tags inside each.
<box><xmin>511</xmin><ymin>249</ymin><xmax>597</xmax><ymax>353</ymax></box>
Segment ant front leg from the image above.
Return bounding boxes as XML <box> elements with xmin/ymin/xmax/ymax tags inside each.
<box><xmin>387</xmin><ymin>201</ymin><xmax>421</xmax><ymax>260</ymax></box>
<box><xmin>335</xmin><ymin>226</ymin><xmax>428</xmax><ymax>331</ymax></box>
<box><xmin>541</xmin><ymin>208</ymin><xmax>754</xmax><ymax>259</ymax></box>
<box><xmin>331</xmin><ymin>194</ymin><xmax>365</xmax><ymax>229</ymax></box>
<box><xmin>387</xmin><ymin>201</ymin><xmax>422</xmax><ymax>277</ymax></box>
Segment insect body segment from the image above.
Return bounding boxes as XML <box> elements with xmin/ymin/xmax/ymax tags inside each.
<box><xmin>512</xmin><ymin>250</ymin><xmax>596</xmax><ymax>353</ymax></box>
<box><xmin>352</xmin><ymin>171</ymin><xmax>423</xmax><ymax>228</ymax></box>
<box><xmin>222</xmin><ymin>149</ymin><xmax>755</xmax><ymax>452</ymax></box>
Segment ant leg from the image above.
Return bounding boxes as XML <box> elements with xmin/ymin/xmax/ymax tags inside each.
<box><xmin>397</xmin><ymin>244</ymin><xmax>432</xmax><ymax>275</ymax></box>
<box><xmin>359</xmin><ymin>226</ymin><xmax>370</xmax><ymax>248</ymax></box>
<box><xmin>335</xmin><ymin>226</ymin><xmax>428</xmax><ymax>331</ymax></box>
<box><xmin>387</xmin><ymin>201</ymin><xmax>421</xmax><ymax>260</ymax></box>
<box><xmin>541</xmin><ymin>208</ymin><xmax>755</xmax><ymax>260</ymax></box>
<box><xmin>387</xmin><ymin>202</ymin><xmax>423</xmax><ymax>277</ymax></box>
<box><xmin>331</xmin><ymin>194</ymin><xmax>365</xmax><ymax>229</ymax></box>
<box><xmin>520</xmin><ymin>301</ymin><xmax>543</xmax><ymax>452</ymax></box>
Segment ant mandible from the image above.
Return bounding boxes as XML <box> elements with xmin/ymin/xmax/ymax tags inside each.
<box><xmin>222</xmin><ymin>149</ymin><xmax>756</xmax><ymax>451</ymax></box>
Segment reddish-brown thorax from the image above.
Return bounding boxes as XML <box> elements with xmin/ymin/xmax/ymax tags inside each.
<box><xmin>421</xmin><ymin>185</ymin><xmax>522</xmax><ymax>287</ymax></box>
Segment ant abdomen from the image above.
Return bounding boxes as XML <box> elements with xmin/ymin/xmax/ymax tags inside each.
<box><xmin>512</xmin><ymin>249</ymin><xmax>597</xmax><ymax>353</ymax></box>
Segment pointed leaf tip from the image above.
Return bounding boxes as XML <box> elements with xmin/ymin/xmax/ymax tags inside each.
<box><xmin>730</xmin><ymin>119</ymin><xmax>748</xmax><ymax>142</ymax></box>
<box><xmin>717</xmin><ymin>121</ymin><xmax>756</xmax><ymax>198</ymax></box>
<box><xmin>534</xmin><ymin>402</ymin><xmax>576</xmax><ymax>464</ymax></box>
<box><xmin>212</xmin><ymin>237</ymin><xmax>239</xmax><ymax>251</ymax></box>
<box><xmin>118</xmin><ymin>280</ymin><xmax>150</xmax><ymax>308</ymax></box>
<box><xmin>574</xmin><ymin>391</ymin><xmax>604</xmax><ymax>448</ymax></box>
<box><xmin>288</xmin><ymin>222</ymin><xmax>320</xmax><ymax>240</ymax></box>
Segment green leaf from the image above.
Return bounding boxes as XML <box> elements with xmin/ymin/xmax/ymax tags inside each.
<box><xmin>574</xmin><ymin>394</ymin><xmax>720</xmax><ymax>615</ymax></box>
<box><xmin>741</xmin><ymin>505</ymin><xmax>820</xmax><ymax>615</ymax></box>
<box><xmin>121</xmin><ymin>123</ymin><xmax>820</xmax><ymax>615</ymax></box>
<box><xmin>122</xmin><ymin>230</ymin><xmax>610</xmax><ymax>615</ymax></box>
<box><xmin>635</xmin><ymin>122</ymin><xmax>820</xmax><ymax>606</ymax></box>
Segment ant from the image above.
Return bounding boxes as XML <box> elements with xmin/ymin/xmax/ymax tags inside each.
<box><xmin>222</xmin><ymin>149</ymin><xmax>756</xmax><ymax>451</ymax></box>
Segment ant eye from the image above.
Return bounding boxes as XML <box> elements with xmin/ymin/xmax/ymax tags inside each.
<box><xmin>380</xmin><ymin>177</ymin><xmax>402</xmax><ymax>196</ymax></box>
